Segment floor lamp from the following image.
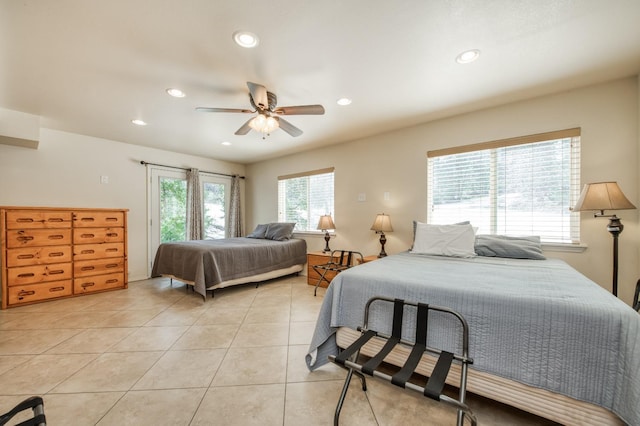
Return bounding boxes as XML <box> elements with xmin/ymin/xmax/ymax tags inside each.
<box><xmin>572</xmin><ymin>182</ymin><xmax>636</xmax><ymax>297</ymax></box>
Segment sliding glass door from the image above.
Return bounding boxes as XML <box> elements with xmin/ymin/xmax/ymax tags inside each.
<box><xmin>147</xmin><ymin>166</ymin><xmax>230</xmax><ymax>274</ymax></box>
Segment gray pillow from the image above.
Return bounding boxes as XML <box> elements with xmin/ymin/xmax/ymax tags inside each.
<box><xmin>246</xmin><ymin>223</ymin><xmax>269</xmax><ymax>239</ymax></box>
<box><xmin>474</xmin><ymin>235</ymin><xmax>546</xmax><ymax>260</ymax></box>
<box><xmin>265</xmin><ymin>222</ymin><xmax>296</xmax><ymax>241</ymax></box>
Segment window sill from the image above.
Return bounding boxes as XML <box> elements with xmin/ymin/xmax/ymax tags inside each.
<box><xmin>293</xmin><ymin>231</ymin><xmax>335</xmax><ymax>238</ymax></box>
<box><xmin>542</xmin><ymin>243</ymin><xmax>587</xmax><ymax>253</ymax></box>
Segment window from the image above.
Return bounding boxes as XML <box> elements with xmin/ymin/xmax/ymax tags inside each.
<box><xmin>278</xmin><ymin>168</ymin><xmax>334</xmax><ymax>232</ymax></box>
<box><xmin>148</xmin><ymin>166</ymin><xmax>230</xmax><ymax>273</ymax></box>
<box><xmin>427</xmin><ymin>128</ymin><xmax>581</xmax><ymax>243</ymax></box>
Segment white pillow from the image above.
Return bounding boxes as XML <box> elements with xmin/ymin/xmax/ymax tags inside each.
<box><xmin>412</xmin><ymin>223</ymin><xmax>477</xmax><ymax>258</ymax></box>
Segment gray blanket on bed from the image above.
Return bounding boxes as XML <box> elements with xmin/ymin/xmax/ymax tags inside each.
<box><xmin>306</xmin><ymin>252</ymin><xmax>640</xmax><ymax>425</ymax></box>
<box><xmin>151</xmin><ymin>237</ymin><xmax>307</xmax><ymax>297</ymax></box>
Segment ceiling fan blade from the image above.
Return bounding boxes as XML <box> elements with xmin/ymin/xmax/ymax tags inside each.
<box><xmin>274</xmin><ymin>104</ymin><xmax>325</xmax><ymax>115</ymax></box>
<box><xmin>276</xmin><ymin>117</ymin><xmax>303</xmax><ymax>137</ymax></box>
<box><xmin>196</xmin><ymin>107</ymin><xmax>253</xmax><ymax>113</ymax></box>
<box><xmin>247</xmin><ymin>82</ymin><xmax>269</xmax><ymax>111</ymax></box>
<box><xmin>235</xmin><ymin>118</ymin><xmax>253</xmax><ymax>135</ymax></box>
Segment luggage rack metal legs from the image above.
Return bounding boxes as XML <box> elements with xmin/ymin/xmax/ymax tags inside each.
<box><xmin>0</xmin><ymin>396</ymin><xmax>46</xmax><ymax>426</ymax></box>
<box><xmin>328</xmin><ymin>296</ymin><xmax>477</xmax><ymax>426</ymax></box>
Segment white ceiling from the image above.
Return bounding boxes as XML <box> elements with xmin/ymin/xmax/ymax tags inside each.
<box><xmin>2</xmin><ymin>1</ymin><xmax>640</xmax><ymax>164</ymax></box>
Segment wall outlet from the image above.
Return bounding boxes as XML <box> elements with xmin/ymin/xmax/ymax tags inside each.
<box><xmin>358</xmin><ymin>193</ymin><xmax>366</xmax><ymax>202</ymax></box>
<box><xmin>100</xmin><ymin>175</ymin><xmax>109</xmax><ymax>184</ymax></box>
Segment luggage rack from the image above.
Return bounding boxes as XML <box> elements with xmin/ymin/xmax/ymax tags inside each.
<box><xmin>0</xmin><ymin>396</ymin><xmax>46</xmax><ymax>426</ymax></box>
<box><xmin>329</xmin><ymin>296</ymin><xmax>476</xmax><ymax>426</ymax></box>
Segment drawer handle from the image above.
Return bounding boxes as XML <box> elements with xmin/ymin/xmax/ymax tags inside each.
<box><xmin>48</xmin><ymin>235</ymin><xmax>64</xmax><ymax>240</ymax></box>
<box><xmin>80</xmin><ymin>217</ymin><xmax>95</xmax><ymax>222</ymax></box>
<box><xmin>105</xmin><ymin>248</ymin><xmax>118</xmax><ymax>253</ymax></box>
<box><xmin>47</xmin><ymin>269</ymin><xmax>65</xmax><ymax>275</ymax></box>
<box><xmin>49</xmin><ymin>286</ymin><xmax>65</xmax><ymax>292</ymax></box>
<box><xmin>106</xmin><ymin>217</ymin><xmax>118</xmax><ymax>222</ymax></box>
<box><xmin>17</xmin><ymin>254</ymin><xmax>35</xmax><ymax>260</ymax></box>
<box><xmin>17</xmin><ymin>236</ymin><xmax>35</xmax><ymax>242</ymax></box>
<box><xmin>106</xmin><ymin>263</ymin><xmax>119</xmax><ymax>269</ymax></box>
<box><xmin>81</xmin><ymin>249</ymin><xmax>95</xmax><ymax>255</ymax></box>
<box><xmin>106</xmin><ymin>279</ymin><xmax>118</xmax><ymax>284</ymax></box>
<box><xmin>106</xmin><ymin>233</ymin><xmax>118</xmax><ymax>237</ymax></box>
<box><xmin>48</xmin><ymin>218</ymin><xmax>64</xmax><ymax>223</ymax></box>
<box><xmin>16</xmin><ymin>218</ymin><xmax>34</xmax><ymax>223</ymax></box>
<box><xmin>81</xmin><ymin>266</ymin><xmax>95</xmax><ymax>271</ymax></box>
<box><xmin>82</xmin><ymin>282</ymin><xmax>95</xmax><ymax>288</ymax></box>
<box><xmin>50</xmin><ymin>252</ymin><xmax>65</xmax><ymax>257</ymax></box>
<box><xmin>80</xmin><ymin>234</ymin><xmax>95</xmax><ymax>238</ymax></box>
<box><xmin>18</xmin><ymin>273</ymin><xmax>35</xmax><ymax>278</ymax></box>
<box><xmin>18</xmin><ymin>290</ymin><xmax>36</xmax><ymax>298</ymax></box>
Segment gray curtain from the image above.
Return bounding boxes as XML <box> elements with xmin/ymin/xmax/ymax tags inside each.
<box><xmin>228</xmin><ymin>175</ymin><xmax>243</xmax><ymax>237</ymax></box>
<box><xmin>186</xmin><ymin>168</ymin><xmax>202</xmax><ymax>240</ymax></box>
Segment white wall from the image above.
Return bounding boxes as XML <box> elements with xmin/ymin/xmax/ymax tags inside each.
<box><xmin>246</xmin><ymin>77</ymin><xmax>640</xmax><ymax>305</ymax></box>
<box><xmin>0</xmin><ymin>128</ymin><xmax>245</xmax><ymax>281</ymax></box>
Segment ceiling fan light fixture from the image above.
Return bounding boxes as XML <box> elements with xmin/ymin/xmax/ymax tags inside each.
<box><xmin>456</xmin><ymin>49</ymin><xmax>480</xmax><ymax>64</ymax></box>
<box><xmin>249</xmin><ymin>114</ymin><xmax>279</xmax><ymax>134</ymax></box>
<box><xmin>233</xmin><ymin>31</ymin><xmax>259</xmax><ymax>48</ymax></box>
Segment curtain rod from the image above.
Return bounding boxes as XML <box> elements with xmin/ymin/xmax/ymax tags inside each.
<box><xmin>139</xmin><ymin>161</ymin><xmax>245</xmax><ymax>179</ymax></box>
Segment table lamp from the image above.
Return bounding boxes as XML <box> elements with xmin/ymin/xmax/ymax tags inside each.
<box><xmin>371</xmin><ymin>213</ymin><xmax>393</xmax><ymax>257</ymax></box>
<box><xmin>317</xmin><ymin>215</ymin><xmax>336</xmax><ymax>253</ymax></box>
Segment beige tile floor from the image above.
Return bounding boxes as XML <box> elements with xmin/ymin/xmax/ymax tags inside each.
<box><xmin>0</xmin><ymin>275</ymin><xmax>559</xmax><ymax>425</ymax></box>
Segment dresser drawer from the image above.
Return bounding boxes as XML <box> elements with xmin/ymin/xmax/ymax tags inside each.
<box><xmin>74</xmin><ymin>257</ymin><xmax>125</xmax><ymax>277</ymax></box>
<box><xmin>8</xmin><ymin>280</ymin><xmax>73</xmax><ymax>306</ymax></box>
<box><xmin>7</xmin><ymin>245</ymin><xmax>72</xmax><ymax>267</ymax></box>
<box><xmin>73</xmin><ymin>211</ymin><xmax>124</xmax><ymax>227</ymax></box>
<box><xmin>74</xmin><ymin>272</ymin><xmax>126</xmax><ymax>294</ymax></box>
<box><xmin>7</xmin><ymin>262</ymin><xmax>73</xmax><ymax>286</ymax></box>
<box><xmin>6</xmin><ymin>229</ymin><xmax>72</xmax><ymax>248</ymax></box>
<box><xmin>73</xmin><ymin>242</ymin><xmax>125</xmax><ymax>260</ymax></box>
<box><xmin>5</xmin><ymin>210</ymin><xmax>72</xmax><ymax>229</ymax></box>
<box><xmin>73</xmin><ymin>227</ymin><xmax>124</xmax><ymax>244</ymax></box>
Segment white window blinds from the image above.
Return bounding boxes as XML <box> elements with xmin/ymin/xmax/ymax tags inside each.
<box><xmin>427</xmin><ymin>129</ymin><xmax>581</xmax><ymax>243</ymax></box>
<box><xmin>278</xmin><ymin>168</ymin><xmax>335</xmax><ymax>232</ymax></box>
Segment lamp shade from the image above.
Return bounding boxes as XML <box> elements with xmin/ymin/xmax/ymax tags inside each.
<box><xmin>370</xmin><ymin>213</ymin><xmax>393</xmax><ymax>232</ymax></box>
<box><xmin>317</xmin><ymin>215</ymin><xmax>336</xmax><ymax>231</ymax></box>
<box><xmin>573</xmin><ymin>182</ymin><xmax>636</xmax><ymax>212</ymax></box>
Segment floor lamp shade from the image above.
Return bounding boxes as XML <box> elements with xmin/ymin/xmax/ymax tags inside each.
<box><xmin>317</xmin><ymin>215</ymin><xmax>336</xmax><ymax>253</ymax></box>
<box><xmin>572</xmin><ymin>182</ymin><xmax>636</xmax><ymax>297</ymax></box>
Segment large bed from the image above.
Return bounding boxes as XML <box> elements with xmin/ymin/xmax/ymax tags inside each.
<box><xmin>306</xmin><ymin>252</ymin><xmax>640</xmax><ymax>425</ymax></box>
<box><xmin>151</xmin><ymin>237</ymin><xmax>307</xmax><ymax>298</ymax></box>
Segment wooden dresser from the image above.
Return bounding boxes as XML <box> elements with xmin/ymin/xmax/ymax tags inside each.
<box><xmin>1</xmin><ymin>207</ymin><xmax>128</xmax><ymax>309</ymax></box>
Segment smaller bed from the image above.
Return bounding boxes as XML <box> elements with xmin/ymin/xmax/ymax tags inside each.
<box><xmin>151</xmin><ymin>233</ymin><xmax>307</xmax><ymax>298</ymax></box>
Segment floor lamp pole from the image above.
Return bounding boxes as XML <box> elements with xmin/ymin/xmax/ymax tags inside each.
<box><xmin>607</xmin><ymin>215</ymin><xmax>623</xmax><ymax>297</ymax></box>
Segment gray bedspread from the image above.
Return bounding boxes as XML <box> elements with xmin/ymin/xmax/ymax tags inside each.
<box><xmin>151</xmin><ymin>237</ymin><xmax>307</xmax><ymax>297</ymax></box>
<box><xmin>306</xmin><ymin>252</ymin><xmax>640</xmax><ymax>425</ymax></box>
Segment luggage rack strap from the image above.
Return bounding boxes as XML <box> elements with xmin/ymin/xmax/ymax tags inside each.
<box><xmin>328</xmin><ymin>296</ymin><xmax>476</xmax><ymax>426</ymax></box>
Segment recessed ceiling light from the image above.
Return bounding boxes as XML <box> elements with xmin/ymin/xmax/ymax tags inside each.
<box><xmin>337</xmin><ymin>98</ymin><xmax>352</xmax><ymax>106</ymax></box>
<box><xmin>221</xmin><ymin>141</ymin><xmax>232</xmax><ymax>146</ymax></box>
<box><xmin>233</xmin><ymin>31</ymin><xmax>259</xmax><ymax>48</ymax></box>
<box><xmin>131</xmin><ymin>119</ymin><xmax>147</xmax><ymax>126</ymax></box>
<box><xmin>456</xmin><ymin>49</ymin><xmax>480</xmax><ymax>64</ymax></box>
<box><xmin>166</xmin><ymin>88</ymin><xmax>186</xmax><ymax>98</ymax></box>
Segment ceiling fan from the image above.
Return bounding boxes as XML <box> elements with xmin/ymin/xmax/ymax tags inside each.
<box><xmin>196</xmin><ymin>82</ymin><xmax>325</xmax><ymax>138</ymax></box>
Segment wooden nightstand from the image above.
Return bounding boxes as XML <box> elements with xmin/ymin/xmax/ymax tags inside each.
<box><xmin>358</xmin><ymin>255</ymin><xmax>380</xmax><ymax>264</ymax></box>
<box><xmin>306</xmin><ymin>252</ymin><xmax>339</xmax><ymax>287</ymax></box>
